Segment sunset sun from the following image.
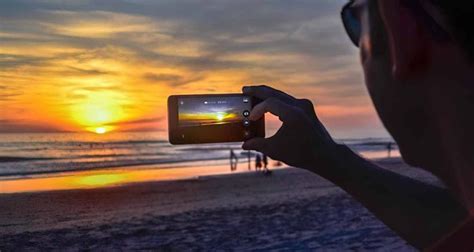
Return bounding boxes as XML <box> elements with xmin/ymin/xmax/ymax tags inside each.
<box><xmin>94</xmin><ymin>127</ymin><xmax>107</xmax><ymax>134</ymax></box>
<box><xmin>216</xmin><ymin>112</ymin><xmax>225</xmax><ymax>121</ymax></box>
<box><xmin>67</xmin><ymin>87</ymin><xmax>134</xmax><ymax>133</ymax></box>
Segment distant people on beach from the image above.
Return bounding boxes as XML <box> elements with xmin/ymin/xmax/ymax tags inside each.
<box><xmin>262</xmin><ymin>154</ymin><xmax>272</xmax><ymax>176</ymax></box>
<box><xmin>263</xmin><ymin>154</ymin><xmax>268</xmax><ymax>170</ymax></box>
<box><xmin>255</xmin><ymin>154</ymin><xmax>262</xmax><ymax>171</ymax></box>
<box><xmin>387</xmin><ymin>142</ymin><xmax>393</xmax><ymax>158</ymax></box>
<box><xmin>230</xmin><ymin>149</ymin><xmax>238</xmax><ymax>171</ymax></box>
<box><xmin>247</xmin><ymin>150</ymin><xmax>251</xmax><ymax>170</ymax></box>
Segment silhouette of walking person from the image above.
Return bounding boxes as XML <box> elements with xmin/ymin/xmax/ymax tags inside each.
<box><xmin>230</xmin><ymin>149</ymin><xmax>238</xmax><ymax>171</ymax></box>
<box><xmin>262</xmin><ymin>154</ymin><xmax>272</xmax><ymax>176</ymax></box>
<box><xmin>387</xmin><ymin>142</ymin><xmax>393</xmax><ymax>158</ymax></box>
<box><xmin>255</xmin><ymin>154</ymin><xmax>262</xmax><ymax>172</ymax></box>
<box><xmin>263</xmin><ymin>154</ymin><xmax>268</xmax><ymax>170</ymax></box>
<box><xmin>247</xmin><ymin>150</ymin><xmax>251</xmax><ymax>170</ymax></box>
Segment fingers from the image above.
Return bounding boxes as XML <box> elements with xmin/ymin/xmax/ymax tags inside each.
<box><xmin>243</xmin><ymin>85</ymin><xmax>317</xmax><ymax>118</ymax></box>
<box><xmin>297</xmin><ymin>98</ymin><xmax>317</xmax><ymax>118</ymax></box>
<box><xmin>242</xmin><ymin>85</ymin><xmax>295</xmax><ymax>103</ymax></box>
<box><xmin>248</xmin><ymin>97</ymin><xmax>294</xmax><ymax>122</ymax></box>
<box><xmin>242</xmin><ymin>137</ymin><xmax>267</xmax><ymax>152</ymax></box>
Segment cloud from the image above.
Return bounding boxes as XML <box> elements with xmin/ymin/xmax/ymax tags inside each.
<box><xmin>143</xmin><ymin>73</ymin><xmax>204</xmax><ymax>87</ymax></box>
<box><xmin>114</xmin><ymin>116</ymin><xmax>164</xmax><ymax>126</ymax></box>
<box><xmin>0</xmin><ymin>119</ymin><xmax>62</xmax><ymax>133</ymax></box>
<box><xmin>37</xmin><ymin>10</ymin><xmax>160</xmax><ymax>38</ymax></box>
<box><xmin>64</xmin><ymin>66</ymin><xmax>113</xmax><ymax>76</ymax></box>
<box><xmin>0</xmin><ymin>54</ymin><xmax>48</xmax><ymax>69</ymax></box>
<box><xmin>0</xmin><ymin>84</ymin><xmax>23</xmax><ymax>101</ymax></box>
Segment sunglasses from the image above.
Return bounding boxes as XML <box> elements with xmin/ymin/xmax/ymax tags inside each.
<box><xmin>341</xmin><ymin>1</ymin><xmax>362</xmax><ymax>47</ymax></box>
<box><xmin>341</xmin><ymin>0</ymin><xmax>451</xmax><ymax>48</ymax></box>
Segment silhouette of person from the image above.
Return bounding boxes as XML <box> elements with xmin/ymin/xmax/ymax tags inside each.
<box><xmin>262</xmin><ymin>154</ymin><xmax>272</xmax><ymax>176</ymax></box>
<box><xmin>255</xmin><ymin>154</ymin><xmax>262</xmax><ymax>171</ymax></box>
<box><xmin>243</xmin><ymin>1</ymin><xmax>474</xmax><ymax>249</ymax></box>
<box><xmin>247</xmin><ymin>150</ymin><xmax>251</xmax><ymax>170</ymax></box>
<box><xmin>263</xmin><ymin>154</ymin><xmax>268</xmax><ymax>169</ymax></box>
<box><xmin>230</xmin><ymin>149</ymin><xmax>238</xmax><ymax>171</ymax></box>
<box><xmin>387</xmin><ymin>142</ymin><xmax>393</xmax><ymax>158</ymax></box>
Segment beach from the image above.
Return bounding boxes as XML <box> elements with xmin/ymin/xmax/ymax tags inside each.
<box><xmin>0</xmin><ymin>158</ymin><xmax>439</xmax><ymax>251</ymax></box>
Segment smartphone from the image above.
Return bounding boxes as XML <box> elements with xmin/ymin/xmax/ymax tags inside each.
<box><xmin>168</xmin><ymin>94</ymin><xmax>265</xmax><ymax>144</ymax></box>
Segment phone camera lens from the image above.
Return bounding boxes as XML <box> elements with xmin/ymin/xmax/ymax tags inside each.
<box><xmin>243</xmin><ymin>119</ymin><xmax>250</xmax><ymax>126</ymax></box>
<box><xmin>243</xmin><ymin>110</ymin><xmax>250</xmax><ymax>117</ymax></box>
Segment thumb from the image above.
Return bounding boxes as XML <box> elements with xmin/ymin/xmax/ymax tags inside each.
<box><xmin>242</xmin><ymin>137</ymin><xmax>267</xmax><ymax>152</ymax></box>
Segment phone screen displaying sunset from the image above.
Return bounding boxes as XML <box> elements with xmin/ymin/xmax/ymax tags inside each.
<box><xmin>178</xmin><ymin>96</ymin><xmax>250</xmax><ymax>128</ymax></box>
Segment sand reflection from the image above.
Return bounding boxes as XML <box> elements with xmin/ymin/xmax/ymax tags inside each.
<box><xmin>0</xmin><ymin>164</ymin><xmax>260</xmax><ymax>194</ymax></box>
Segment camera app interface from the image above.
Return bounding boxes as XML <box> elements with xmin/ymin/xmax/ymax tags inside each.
<box><xmin>178</xmin><ymin>96</ymin><xmax>251</xmax><ymax>129</ymax></box>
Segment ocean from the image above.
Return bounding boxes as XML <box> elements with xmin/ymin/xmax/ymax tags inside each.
<box><xmin>0</xmin><ymin>132</ymin><xmax>399</xmax><ymax>179</ymax></box>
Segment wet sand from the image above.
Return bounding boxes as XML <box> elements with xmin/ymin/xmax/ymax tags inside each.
<box><xmin>0</xmin><ymin>158</ymin><xmax>439</xmax><ymax>251</ymax></box>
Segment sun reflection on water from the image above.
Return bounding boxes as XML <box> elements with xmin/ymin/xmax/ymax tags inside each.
<box><xmin>0</xmin><ymin>164</ymin><xmax>272</xmax><ymax>194</ymax></box>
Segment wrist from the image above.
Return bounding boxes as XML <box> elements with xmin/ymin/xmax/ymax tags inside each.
<box><xmin>306</xmin><ymin>143</ymin><xmax>354</xmax><ymax>181</ymax></box>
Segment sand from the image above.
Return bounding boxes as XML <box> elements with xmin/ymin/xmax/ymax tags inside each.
<box><xmin>0</xmin><ymin>158</ymin><xmax>439</xmax><ymax>251</ymax></box>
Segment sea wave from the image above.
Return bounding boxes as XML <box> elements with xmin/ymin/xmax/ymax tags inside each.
<box><xmin>0</xmin><ymin>156</ymin><xmax>56</xmax><ymax>163</ymax></box>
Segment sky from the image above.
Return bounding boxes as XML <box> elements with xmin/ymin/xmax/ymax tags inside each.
<box><xmin>0</xmin><ymin>0</ymin><xmax>390</xmax><ymax>138</ymax></box>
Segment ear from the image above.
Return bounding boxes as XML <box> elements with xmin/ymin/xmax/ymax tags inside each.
<box><xmin>378</xmin><ymin>0</ymin><xmax>431</xmax><ymax>80</ymax></box>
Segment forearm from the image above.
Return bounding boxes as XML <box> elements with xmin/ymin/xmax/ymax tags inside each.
<box><xmin>312</xmin><ymin>144</ymin><xmax>468</xmax><ymax>249</ymax></box>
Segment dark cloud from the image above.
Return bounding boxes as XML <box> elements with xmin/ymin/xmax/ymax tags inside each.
<box><xmin>65</xmin><ymin>66</ymin><xmax>113</xmax><ymax>76</ymax></box>
<box><xmin>113</xmin><ymin>117</ymin><xmax>165</xmax><ymax>126</ymax></box>
<box><xmin>0</xmin><ymin>54</ymin><xmax>48</xmax><ymax>69</ymax></box>
<box><xmin>0</xmin><ymin>84</ymin><xmax>22</xmax><ymax>101</ymax></box>
<box><xmin>0</xmin><ymin>94</ymin><xmax>21</xmax><ymax>101</ymax></box>
<box><xmin>143</xmin><ymin>73</ymin><xmax>203</xmax><ymax>86</ymax></box>
<box><xmin>143</xmin><ymin>73</ymin><xmax>182</xmax><ymax>82</ymax></box>
<box><xmin>0</xmin><ymin>119</ymin><xmax>62</xmax><ymax>133</ymax></box>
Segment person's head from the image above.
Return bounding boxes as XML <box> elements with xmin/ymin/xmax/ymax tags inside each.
<box><xmin>342</xmin><ymin>0</ymin><xmax>474</xmax><ymax>176</ymax></box>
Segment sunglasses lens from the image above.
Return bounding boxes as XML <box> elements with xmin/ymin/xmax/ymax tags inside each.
<box><xmin>342</xmin><ymin>7</ymin><xmax>361</xmax><ymax>47</ymax></box>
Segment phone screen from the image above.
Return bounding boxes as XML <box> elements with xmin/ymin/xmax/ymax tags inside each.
<box><xmin>168</xmin><ymin>94</ymin><xmax>264</xmax><ymax>144</ymax></box>
<box><xmin>178</xmin><ymin>96</ymin><xmax>251</xmax><ymax>128</ymax></box>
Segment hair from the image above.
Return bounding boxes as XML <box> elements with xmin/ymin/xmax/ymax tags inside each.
<box><xmin>431</xmin><ymin>1</ymin><xmax>474</xmax><ymax>60</ymax></box>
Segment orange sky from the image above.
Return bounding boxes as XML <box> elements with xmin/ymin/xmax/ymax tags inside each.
<box><xmin>0</xmin><ymin>0</ymin><xmax>389</xmax><ymax>138</ymax></box>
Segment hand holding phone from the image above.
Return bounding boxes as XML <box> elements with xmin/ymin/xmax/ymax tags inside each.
<box><xmin>168</xmin><ymin>94</ymin><xmax>265</xmax><ymax>144</ymax></box>
<box><xmin>241</xmin><ymin>85</ymin><xmax>337</xmax><ymax>170</ymax></box>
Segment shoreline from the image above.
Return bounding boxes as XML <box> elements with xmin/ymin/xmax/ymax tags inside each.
<box><xmin>0</xmin><ymin>155</ymin><xmax>245</xmax><ymax>179</ymax></box>
<box><xmin>0</xmin><ymin>160</ymin><xmax>283</xmax><ymax>194</ymax></box>
<box><xmin>0</xmin><ymin>157</ymin><xmax>418</xmax><ymax>195</ymax></box>
<box><xmin>0</xmin><ymin>157</ymin><xmax>438</xmax><ymax>195</ymax></box>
